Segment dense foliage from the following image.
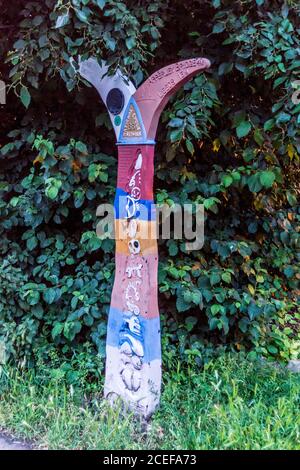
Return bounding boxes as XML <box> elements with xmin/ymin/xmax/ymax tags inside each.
<box><xmin>0</xmin><ymin>0</ymin><xmax>299</xmax><ymax>368</ymax></box>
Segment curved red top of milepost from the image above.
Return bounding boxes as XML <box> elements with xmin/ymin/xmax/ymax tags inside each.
<box><xmin>133</xmin><ymin>57</ymin><xmax>211</xmax><ymax>141</ymax></box>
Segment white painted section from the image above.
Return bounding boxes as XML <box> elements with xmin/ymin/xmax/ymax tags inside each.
<box><xmin>135</xmin><ymin>152</ymin><xmax>143</xmax><ymax>170</ymax></box>
<box><xmin>104</xmin><ymin>345</ymin><xmax>161</xmax><ymax>419</ymax></box>
<box><xmin>78</xmin><ymin>57</ymin><xmax>136</xmax><ymax>139</ymax></box>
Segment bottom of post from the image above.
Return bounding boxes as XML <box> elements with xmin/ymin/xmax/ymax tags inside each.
<box><xmin>104</xmin><ymin>345</ymin><xmax>161</xmax><ymax>420</ymax></box>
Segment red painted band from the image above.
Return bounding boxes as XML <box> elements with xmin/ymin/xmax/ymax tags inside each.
<box><xmin>111</xmin><ymin>253</ymin><xmax>159</xmax><ymax>319</ymax></box>
<box><xmin>117</xmin><ymin>145</ymin><xmax>155</xmax><ymax>201</ymax></box>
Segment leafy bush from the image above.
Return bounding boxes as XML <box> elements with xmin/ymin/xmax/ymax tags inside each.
<box><xmin>0</xmin><ymin>0</ymin><xmax>299</xmax><ymax>366</ymax></box>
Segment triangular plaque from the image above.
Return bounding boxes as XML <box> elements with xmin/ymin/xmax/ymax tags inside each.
<box><xmin>122</xmin><ymin>105</ymin><xmax>142</xmax><ymax>138</ymax></box>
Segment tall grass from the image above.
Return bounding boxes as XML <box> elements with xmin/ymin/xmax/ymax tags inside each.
<box><xmin>0</xmin><ymin>354</ymin><xmax>299</xmax><ymax>450</ymax></box>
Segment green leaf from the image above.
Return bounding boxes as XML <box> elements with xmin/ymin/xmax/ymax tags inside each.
<box><xmin>239</xmin><ymin>318</ymin><xmax>250</xmax><ymax>333</ymax></box>
<box><xmin>170</xmin><ymin>129</ymin><xmax>183</xmax><ymax>142</ymax></box>
<box><xmin>46</xmin><ymin>186</ymin><xmax>59</xmax><ymax>200</ymax></box>
<box><xmin>248</xmin><ymin>174</ymin><xmax>262</xmax><ymax>193</ymax></box>
<box><xmin>55</xmin><ymin>13</ymin><xmax>69</xmax><ymax>28</ymax></box>
<box><xmin>52</xmin><ymin>322</ymin><xmax>64</xmax><ymax>340</ymax></box>
<box><xmin>169</xmin><ymin>118</ymin><xmax>184</xmax><ymax>128</ymax></box>
<box><xmin>236</xmin><ymin>121</ymin><xmax>251</xmax><ymax>138</ymax></box>
<box><xmin>284</xmin><ymin>266</ymin><xmax>294</xmax><ymax>279</ymax></box>
<box><xmin>45</xmin><ymin>178</ymin><xmax>62</xmax><ymax>200</ymax></box>
<box><xmin>75</xmin><ymin>141</ymin><xmax>88</xmax><ymax>154</ymax></box>
<box><xmin>75</xmin><ymin>9</ymin><xmax>89</xmax><ymax>23</ymax></box>
<box><xmin>168</xmin><ymin>240</ymin><xmax>178</xmax><ymax>256</ymax></box>
<box><xmin>192</xmin><ymin>290</ymin><xmax>202</xmax><ymax>306</ymax></box>
<box><xmin>183</xmin><ymin>291</ymin><xmax>192</xmax><ymax>303</ymax></box>
<box><xmin>1</xmin><ymin>143</ymin><xmax>13</xmax><ymax>155</ymax></box>
<box><xmin>203</xmin><ymin>197</ymin><xmax>219</xmax><ymax>212</ymax></box>
<box><xmin>267</xmin><ymin>345</ymin><xmax>278</xmax><ymax>355</ymax></box>
<box><xmin>88</xmin><ymin>235</ymin><xmax>102</xmax><ymax>252</ymax></box>
<box><xmin>99</xmin><ymin>171</ymin><xmax>108</xmax><ymax>183</ymax></box>
<box><xmin>259</xmin><ymin>170</ymin><xmax>275</xmax><ymax>188</ymax></box>
<box><xmin>218</xmin><ymin>62</ymin><xmax>233</xmax><ymax>75</ymax></box>
<box><xmin>209</xmin><ymin>317</ymin><xmax>219</xmax><ymax>330</ymax></box>
<box><xmin>126</xmin><ymin>37</ymin><xmax>136</xmax><ymax>50</ymax></box>
<box><xmin>248</xmin><ymin>303</ymin><xmax>261</xmax><ymax>320</ymax></box>
<box><xmin>27</xmin><ymin>236</ymin><xmax>38</xmax><ymax>251</ymax></box>
<box><xmin>33</xmin><ymin>16</ymin><xmax>43</xmax><ymax>26</ymax></box>
<box><xmin>43</xmin><ymin>288</ymin><xmax>57</xmax><ymax>304</ymax></box>
<box><xmin>32</xmin><ymin>305</ymin><xmax>44</xmax><ymax>319</ymax></box>
<box><xmin>286</xmin><ymin>191</ymin><xmax>297</xmax><ymax>206</ymax></box>
<box><xmin>276</xmin><ymin>112</ymin><xmax>290</xmax><ymax>124</ymax></box>
<box><xmin>10</xmin><ymin>197</ymin><xmax>19</xmax><ymax>207</ymax></box>
<box><xmin>64</xmin><ymin>321</ymin><xmax>82</xmax><ymax>341</ymax></box>
<box><xmin>278</xmin><ymin>63</ymin><xmax>286</xmax><ymax>73</ymax></box>
<box><xmin>176</xmin><ymin>295</ymin><xmax>190</xmax><ymax>312</ymax></box>
<box><xmin>88</xmin><ymin>163</ymin><xmax>100</xmax><ymax>182</ymax></box>
<box><xmin>254</xmin><ymin>129</ymin><xmax>264</xmax><ymax>146</ymax></box>
<box><xmin>212</xmin><ymin>23</ymin><xmax>225</xmax><ymax>33</ymax></box>
<box><xmin>96</xmin><ymin>0</ymin><xmax>106</xmax><ymax>8</ymax></box>
<box><xmin>210</xmin><ymin>272</ymin><xmax>221</xmax><ymax>286</ymax></box>
<box><xmin>185</xmin><ymin>316</ymin><xmax>197</xmax><ymax>332</ymax></box>
<box><xmin>38</xmin><ymin>35</ymin><xmax>48</xmax><ymax>48</ymax></box>
<box><xmin>222</xmin><ymin>175</ymin><xmax>233</xmax><ymax>188</ymax></box>
<box><xmin>27</xmin><ymin>290</ymin><xmax>40</xmax><ymax>306</ymax></box>
<box><xmin>221</xmin><ymin>272</ymin><xmax>231</xmax><ymax>284</ymax></box>
<box><xmin>273</xmin><ymin>76</ymin><xmax>287</xmax><ymax>89</ymax></box>
<box><xmin>20</xmin><ymin>86</ymin><xmax>31</xmax><ymax>108</ymax></box>
<box><xmin>14</xmin><ymin>39</ymin><xmax>26</xmax><ymax>49</ymax></box>
<box><xmin>264</xmin><ymin>119</ymin><xmax>275</xmax><ymax>131</ymax></box>
<box><xmin>211</xmin><ymin>304</ymin><xmax>221</xmax><ymax>315</ymax></box>
<box><xmin>186</xmin><ymin>139</ymin><xmax>194</xmax><ymax>154</ymax></box>
<box><xmin>106</xmin><ymin>36</ymin><xmax>116</xmax><ymax>52</ymax></box>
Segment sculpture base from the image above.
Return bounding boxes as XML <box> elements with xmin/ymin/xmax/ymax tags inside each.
<box><xmin>104</xmin><ymin>345</ymin><xmax>161</xmax><ymax>419</ymax></box>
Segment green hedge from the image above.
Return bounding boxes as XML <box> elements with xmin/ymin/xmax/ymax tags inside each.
<box><xmin>0</xmin><ymin>0</ymin><xmax>299</xmax><ymax>367</ymax></box>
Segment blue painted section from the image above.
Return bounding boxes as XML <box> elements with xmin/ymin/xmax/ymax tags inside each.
<box><xmin>107</xmin><ymin>307</ymin><xmax>161</xmax><ymax>363</ymax></box>
<box><xmin>117</xmin><ymin>97</ymin><xmax>147</xmax><ymax>144</ymax></box>
<box><xmin>117</xmin><ymin>140</ymin><xmax>156</xmax><ymax>146</ymax></box>
<box><xmin>114</xmin><ymin>188</ymin><xmax>156</xmax><ymax>221</ymax></box>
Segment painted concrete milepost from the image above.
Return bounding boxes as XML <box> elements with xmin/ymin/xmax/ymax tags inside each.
<box><xmin>79</xmin><ymin>57</ymin><xmax>210</xmax><ymax>418</ymax></box>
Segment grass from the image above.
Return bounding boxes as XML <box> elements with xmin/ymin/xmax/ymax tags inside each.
<box><xmin>0</xmin><ymin>353</ymin><xmax>299</xmax><ymax>450</ymax></box>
